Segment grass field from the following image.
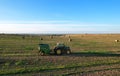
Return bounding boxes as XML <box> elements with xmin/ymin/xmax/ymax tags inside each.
<box><xmin>0</xmin><ymin>34</ymin><xmax>120</xmax><ymax>76</ymax></box>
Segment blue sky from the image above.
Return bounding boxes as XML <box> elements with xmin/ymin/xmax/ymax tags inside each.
<box><xmin>0</xmin><ymin>0</ymin><xmax>120</xmax><ymax>34</ymax></box>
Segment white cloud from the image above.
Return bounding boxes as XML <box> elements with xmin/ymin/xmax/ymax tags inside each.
<box><xmin>0</xmin><ymin>21</ymin><xmax>119</xmax><ymax>34</ymax></box>
<box><xmin>0</xmin><ymin>23</ymin><xmax>94</xmax><ymax>34</ymax></box>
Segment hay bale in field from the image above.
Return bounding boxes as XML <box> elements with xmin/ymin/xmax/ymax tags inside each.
<box><xmin>68</xmin><ymin>36</ymin><xmax>71</xmax><ymax>38</ymax></box>
<box><xmin>68</xmin><ymin>38</ymin><xmax>72</xmax><ymax>42</ymax></box>
<box><xmin>40</xmin><ymin>37</ymin><xmax>43</xmax><ymax>40</ymax></box>
<box><xmin>81</xmin><ymin>35</ymin><xmax>84</xmax><ymax>37</ymax></box>
<box><xmin>115</xmin><ymin>40</ymin><xmax>119</xmax><ymax>42</ymax></box>
<box><xmin>50</xmin><ymin>36</ymin><xmax>53</xmax><ymax>39</ymax></box>
<box><xmin>22</xmin><ymin>36</ymin><xmax>25</xmax><ymax>39</ymax></box>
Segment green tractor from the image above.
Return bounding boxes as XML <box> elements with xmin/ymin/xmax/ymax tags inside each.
<box><xmin>38</xmin><ymin>43</ymin><xmax>71</xmax><ymax>55</ymax></box>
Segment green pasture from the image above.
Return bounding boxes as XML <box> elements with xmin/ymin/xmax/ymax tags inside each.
<box><xmin>0</xmin><ymin>34</ymin><xmax>120</xmax><ymax>76</ymax></box>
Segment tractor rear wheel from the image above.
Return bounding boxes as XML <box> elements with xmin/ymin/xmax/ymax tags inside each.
<box><xmin>55</xmin><ymin>49</ymin><xmax>62</xmax><ymax>55</ymax></box>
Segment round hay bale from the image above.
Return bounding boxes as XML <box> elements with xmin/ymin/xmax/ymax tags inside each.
<box><xmin>115</xmin><ymin>40</ymin><xmax>119</xmax><ymax>42</ymax></box>
<box><xmin>68</xmin><ymin>36</ymin><xmax>71</xmax><ymax>38</ymax></box>
<box><xmin>22</xmin><ymin>36</ymin><xmax>25</xmax><ymax>39</ymax></box>
<box><xmin>50</xmin><ymin>36</ymin><xmax>53</xmax><ymax>39</ymax></box>
<box><xmin>68</xmin><ymin>38</ymin><xmax>72</xmax><ymax>42</ymax></box>
<box><xmin>40</xmin><ymin>38</ymin><xmax>43</xmax><ymax>40</ymax></box>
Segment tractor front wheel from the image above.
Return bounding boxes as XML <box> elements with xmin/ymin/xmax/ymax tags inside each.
<box><xmin>66</xmin><ymin>50</ymin><xmax>71</xmax><ymax>54</ymax></box>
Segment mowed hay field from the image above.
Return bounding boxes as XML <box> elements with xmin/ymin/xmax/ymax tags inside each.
<box><xmin>0</xmin><ymin>34</ymin><xmax>120</xmax><ymax>76</ymax></box>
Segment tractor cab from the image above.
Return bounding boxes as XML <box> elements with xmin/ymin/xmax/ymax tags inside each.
<box><xmin>54</xmin><ymin>43</ymin><xmax>71</xmax><ymax>55</ymax></box>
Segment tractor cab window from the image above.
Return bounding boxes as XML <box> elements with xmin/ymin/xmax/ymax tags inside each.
<box><xmin>56</xmin><ymin>43</ymin><xmax>65</xmax><ymax>47</ymax></box>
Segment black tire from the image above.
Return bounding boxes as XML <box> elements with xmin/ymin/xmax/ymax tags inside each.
<box><xmin>55</xmin><ymin>49</ymin><xmax>62</xmax><ymax>55</ymax></box>
<box><xmin>39</xmin><ymin>51</ymin><xmax>45</xmax><ymax>56</ymax></box>
<box><xmin>66</xmin><ymin>50</ymin><xmax>71</xmax><ymax>54</ymax></box>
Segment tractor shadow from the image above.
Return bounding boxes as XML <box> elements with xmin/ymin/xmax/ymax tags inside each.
<box><xmin>68</xmin><ymin>52</ymin><xmax>120</xmax><ymax>57</ymax></box>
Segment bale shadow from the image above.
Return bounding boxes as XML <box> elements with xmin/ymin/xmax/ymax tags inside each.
<box><xmin>69</xmin><ymin>52</ymin><xmax>120</xmax><ymax>57</ymax></box>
